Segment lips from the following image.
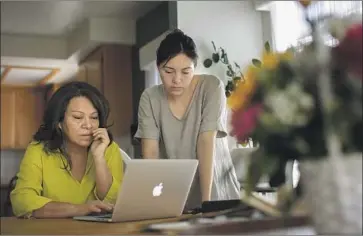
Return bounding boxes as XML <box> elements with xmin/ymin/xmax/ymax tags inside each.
<box><xmin>80</xmin><ymin>134</ymin><xmax>92</xmax><ymax>139</ymax></box>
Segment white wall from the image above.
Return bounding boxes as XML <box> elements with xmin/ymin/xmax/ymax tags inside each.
<box><xmin>177</xmin><ymin>1</ymin><xmax>264</xmax><ymax>85</ymax></box>
<box><xmin>177</xmin><ymin>1</ymin><xmax>267</xmax><ymax>150</ymax></box>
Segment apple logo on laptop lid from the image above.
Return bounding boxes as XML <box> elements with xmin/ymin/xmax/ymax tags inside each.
<box><xmin>152</xmin><ymin>183</ymin><xmax>163</xmax><ymax>197</ymax></box>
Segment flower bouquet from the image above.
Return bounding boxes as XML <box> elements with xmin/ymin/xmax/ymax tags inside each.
<box><xmin>227</xmin><ymin>0</ymin><xmax>362</xmax><ymax>233</ymax></box>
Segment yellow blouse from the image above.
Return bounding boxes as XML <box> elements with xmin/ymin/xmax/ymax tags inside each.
<box><xmin>10</xmin><ymin>141</ymin><xmax>124</xmax><ymax>217</ymax></box>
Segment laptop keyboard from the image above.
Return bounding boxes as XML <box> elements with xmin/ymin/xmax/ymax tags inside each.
<box><xmin>95</xmin><ymin>214</ymin><xmax>112</xmax><ymax>218</ymax></box>
<box><xmin>87</xmin><ymin>212</ymin><xmax>112</xmax><ymax>218</ymax></box>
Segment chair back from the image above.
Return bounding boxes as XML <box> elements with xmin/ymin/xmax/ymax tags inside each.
<box><xmin>119</xmin><ymin>148</ymin><xmax>132</xmax><ymax>172</ymax></box>
<box><xmin>4</xmin><ymin>176</ymin><xmax>17</xmax><ymax>216</ymax></box>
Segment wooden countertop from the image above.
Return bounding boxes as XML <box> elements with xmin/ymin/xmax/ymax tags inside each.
<box><xmin>180</xmin><ymin>215</ymin><xmax>313</xmax><ymax>235</ymax></box>
<box><xmin>0</xmin><ymin>214</ymin><xmax>313</xmax><ymax>235</ymax></box>
<box><xmin>0</xmin><ymin>215</ymin><xmax>195</xmax><ymax>235</ymax></box>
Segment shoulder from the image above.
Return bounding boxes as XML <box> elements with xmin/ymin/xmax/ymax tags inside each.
<box><xmin>198</xmin><ymin>74</ymin><xmax>225</xmax><ymax>99</ymax></box>
<box><xmin>141</xmin><ymin>85</ymin><xmax>163</xmax><ymax>99</ymax></box>
<box><xmin>199</xmin><ymin>74</ymin><xmax>224</xmax><ymax>92</ymax></box>
<box><xmin>104</xmin><ymin>141</ymin><xmax>122</xmax><ymax>159</ymax></box>
<box><xmin>22</xmin><ymin>142</ymin><xmax>50</xmax><ymax>167</ymax></box>
<box><xmin>106</xmin><ymin>141</ymin><xmax>120</xmax><ymax>153</ymax></box>
<box><xmin>24</xmin><ymin>141</ymin><xmax>51</xmax><ymax>158</ymax></box>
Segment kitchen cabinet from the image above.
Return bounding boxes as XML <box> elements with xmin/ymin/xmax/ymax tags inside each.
<box><xmin>1</xmin><ymin>89</ymin><xmax>16</xmax><ymax>149</ymax></box>
<box><xmin>76</xmin><ymin>45</ymin><xmax>133</xmax><ymax>141</ymax></box>
<box><xmin>1</xmin><ymin>86</ymin><xmax>46</xmax><ymax>149</ymax></box>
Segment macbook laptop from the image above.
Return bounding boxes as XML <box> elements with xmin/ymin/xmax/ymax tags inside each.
<box><xmin>73</xmin><ymin>159</ymin><xmax>198</xmax><ymax>222</ymax></box>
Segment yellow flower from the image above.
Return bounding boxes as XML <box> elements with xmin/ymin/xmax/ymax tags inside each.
<box><xmin>280</xmin><ymin>50</ymin><xmax>293</xmax><ymax>61</ymax></box>
<box><xmin>262</xmin><ymin>52</ymin><xmax>279</xmax><ymax>70</ymax></box>
<box><xmin>298</xmin><ymin>0</ymin><xmax>312</xmax><ymax>8</ymax></box>
<box><xmin>262</xmin><ymin>51</ymin><xmax>293</xmax><ymax>70</ymax></box>
<box><xmin>227</xmin><ymin>47</ymin><xmax>293</xmax><ymax>110</ymax></box>
<box><xmin>227</xmin><ymin>65</ymin><xmax>258</xmax><ymax>110</ymax></box>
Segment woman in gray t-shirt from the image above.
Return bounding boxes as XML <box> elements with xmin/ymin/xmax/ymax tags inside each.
<box><xmin>134</xmin><ymin>29</ymin><xmax>240</xmax><ymax>210</ymax></box>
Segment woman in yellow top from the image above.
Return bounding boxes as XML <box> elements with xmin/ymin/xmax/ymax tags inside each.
<box><xmin>10</xmin><ymin>81</ymin><xmax>123</xmax><ymax>218</ymax></box>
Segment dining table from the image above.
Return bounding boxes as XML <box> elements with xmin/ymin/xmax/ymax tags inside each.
<box><xmin>1</xmin><ymin>213</ymin><xmax>313</xmax><ymax>235</ymax></box>
<box><xmin>1</xmin><ymin>214</ymin><xmax>195</xmax><ymax>235</ymax></box>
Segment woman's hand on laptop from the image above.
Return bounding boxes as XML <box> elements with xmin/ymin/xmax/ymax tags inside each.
<box><xmin>78</xmin><ymin>200</ymin><xmax>114</xmax><ymax>215</ymax></box>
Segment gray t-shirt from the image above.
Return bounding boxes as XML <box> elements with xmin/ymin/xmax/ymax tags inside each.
<box><xmin>134</xmin><ymin>74</ymin><xmax>240</xmax><ymax>209</ymax></box>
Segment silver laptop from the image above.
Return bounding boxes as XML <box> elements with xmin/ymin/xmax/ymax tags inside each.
<box><xmin>73</xmin><ymin>159</ymin><xmax>198</xmax><ymax>222</ymax></box>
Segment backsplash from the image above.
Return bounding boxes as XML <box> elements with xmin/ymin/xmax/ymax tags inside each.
<box><xmin>1</xmin><ymin>150</ymin><xmax>24</xmax><ymax>186</ymax></box>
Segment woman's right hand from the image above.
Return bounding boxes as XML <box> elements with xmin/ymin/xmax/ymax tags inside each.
<box><xmin>78</xmin><ymin>200</ymin><xmax>114</xmax><ymax>215</ymax></box>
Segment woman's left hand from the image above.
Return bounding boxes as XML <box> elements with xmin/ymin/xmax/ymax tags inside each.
<box><xmin>90</xmin><ymin>128</ymin><xmax>110</xmax><ymax>160</ymax></box>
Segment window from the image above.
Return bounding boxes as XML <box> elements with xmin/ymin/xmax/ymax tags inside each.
<box><xmin>271</xmin><ymin>1</ymin><xmax>362</xmax><ymax>52</ymax></box>
<box><xmin>144</xmin><ymin>61</ymin><xmax>162</xmax><ymax>88</ymax></box>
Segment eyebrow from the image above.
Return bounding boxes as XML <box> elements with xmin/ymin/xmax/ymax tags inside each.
<box><xmin>164</xmin><ymin>66</ymin><xmax>192</xmax><ymax>70</ymax></box>
<box><xmin>71</xmin><ymin>110</ymin><xmax>98</xmax><ymax>115</ymax></box>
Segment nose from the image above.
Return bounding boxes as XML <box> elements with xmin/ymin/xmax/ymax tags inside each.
<box><xmin>82</xmin><ymin>118</ymin><xmax>93</xmax><ymax>129</ymax></box>
<box><xmin>172</xmin><ymin>73</ymin><xmax>182</xmax><ymax>84</ymax></box>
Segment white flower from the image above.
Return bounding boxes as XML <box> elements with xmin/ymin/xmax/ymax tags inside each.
<box><xmin>264</xmin><ymin>82</ymin><xmax>315</xmax><ymax>127</ymax></box>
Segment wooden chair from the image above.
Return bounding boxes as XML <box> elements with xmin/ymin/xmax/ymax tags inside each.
<box><xmin>119</xmin><ymin>148</ymin><xmax>132</xmax><ymax>173</ymax></box>
<box><xmin>4</xmin><ymin>176</ymin><xmax>17</xmax><ymax>217</ymax></box>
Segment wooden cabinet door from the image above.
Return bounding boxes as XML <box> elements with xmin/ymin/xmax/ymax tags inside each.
<box><xmin>1</xmin><ymin>88</ymin><xmax>16</xmax><ymax>149</ymax></box>
<box><xmin>102</xmin><ymin>45</ymin><xmax>133</xmax><ymax>137</ymax></box>
<box><xmin>14</xmin><ymin>87</ymin><xmax>45</xmax><ymax>149</ymax></box>
<box><xmin>76</xmin><ymin>64</ymin><xmax>88</xmax><ymax>83</ymax></box>
<box><xmin>78</xmin><ymin>47</ymin><xmax>104</xmax><ymax>91</ymax></box>
<box><xmin>84</xmin><ymin>61</ymin><xmax>103</xmax><ymax>91</ymax></box>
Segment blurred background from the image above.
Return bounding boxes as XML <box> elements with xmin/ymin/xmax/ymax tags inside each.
<box><xmin>1</xmin><ymin>0</ymin><xmax>362</xmax><ymax>217</ymax></box>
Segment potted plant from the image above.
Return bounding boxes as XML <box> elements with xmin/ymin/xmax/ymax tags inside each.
<box><xmin>227</xmin><ymin>0</ymin><xmax>362</xmax><ymax>233</ymax></box>
<box><xmin>203</xmin><ymin>41</ymin><xmax>260</xmax><ymax>148</ymax></box>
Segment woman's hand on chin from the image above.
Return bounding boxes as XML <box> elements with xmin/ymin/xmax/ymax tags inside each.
<box><xmin>90</xmin><ymin>128</ymin><xmax>110</xmax><ymax>160</ymax></box>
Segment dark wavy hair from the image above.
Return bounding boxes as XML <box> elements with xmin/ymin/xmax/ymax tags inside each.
<box><xmin>33</xmin><ymin>81</ymin><xmax>113</xmax><ymax>169</ymax></box>
<box><xmin>156</xmin><ymin>29</ymin><xmax>198</xmax><ymax>67</ymax></box>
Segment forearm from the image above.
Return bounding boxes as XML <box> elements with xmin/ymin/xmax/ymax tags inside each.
<box><xmin>141</xmin><ymin>139</ymin><xmax>159</xmax><ymax>159</ymax></box>
<box><xmin>197</xmin><ymin>131</ymin><xmax>216</xmax><ymax>202</ymax></box>
<box><xmin>33</xmin><ymin>202</ymin><xmax>82</xmax><ymax>218</ymax></box>
<box><xmin>94</xmin><ymin>157</ymin><xmax>113</xmax><ymax>200</ymax></box>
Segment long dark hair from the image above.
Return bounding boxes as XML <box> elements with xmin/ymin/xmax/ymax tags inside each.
<box><xmin>33</xmin><ymin>81</ymin><xmax>113</xmax><ymax>169</ymax></box>
<box><xmin>156</xmin><ymin>29</ymin><xmax>198</xmax><ymax>67</ymax></box>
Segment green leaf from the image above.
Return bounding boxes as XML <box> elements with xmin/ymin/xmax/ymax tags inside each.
<box><xmin>234</xmin><ymin>62</ymin><xmax>241</xmax><ymax>69</ymax></box>
<box><xmin>264</xmin><ymin>41</ymin><xmax>271</xmax><ymax>52</ymax></box>
<box><xmin>252</xmin><ymin>59</ymin><xmax>262</xmax><ymax>68</ymax></box>
<box><xmin>227</xmin><ymin>64</ymin><xmax>235</xmax><ymax>77</ymax></box>
<box><xmin>212</xmin><ymin>53</ymin><xmax>220</xmax><ymax>63</ymax></box>
<box><xmin>226</xmin><ymin>80</ymin><xmax>235</xmax><ymax>91</ymax></box>
<box><xmin>212</xmin><ymin>41</ymin><xmax>217</xmax><ymax>52</ymax></box>
<box><xmin>220</xmin><ymin>48</ymin><xmax>229</xmax><ymax>64</ymax></box>
<box><xmin>203</xmin><ymin>59</ymin><xmax>213</xmax><ymax>68</ymax></box>
<box><xmin>245</xmin><ymin>149</ymin><xmax>280</xmax><ymax>196</ymax></box>
<box><xmin>233</xmin><ymin>76</ymin><xmax>241</xmax><ymax>83</ymax></box>
<box><xmin>245</xmin><ymin>150</ymin><xmax>264</xmax><ymax>195</ymax></box>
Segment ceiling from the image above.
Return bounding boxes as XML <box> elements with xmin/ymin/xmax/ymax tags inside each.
<box><xmin>1</xmin><ymin>1</ymin><xmax>159</xmax><ymax>36</ymax></box>
<box><xmin>1</xmin><ymin>1</ymin><xmax>160</xmax><ymax>85</ymax></box>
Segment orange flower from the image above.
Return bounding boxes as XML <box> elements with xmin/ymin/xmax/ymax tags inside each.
<box><xmin>262</xmin><ymin>52</ymin><xmax>279</xmax><ymax>70</ymax></box>
<box><xmin>227</xmin><ymin>47</ymin><xmax>293</xmax><ymax>111</ymax></box>
<box><xmin>262</xmin><ymin>51</ymin><xmax>293</xmax><ymax>70</ymax></box>
<box><xmin>227</xmin><ymin>65</ymin><xmax>258</xmax><ymax>110</ymax></box>
<box><xmin>298</xmin><ymin>0</ymin><xmax>312</xmax><ymax>8</ymax></box>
